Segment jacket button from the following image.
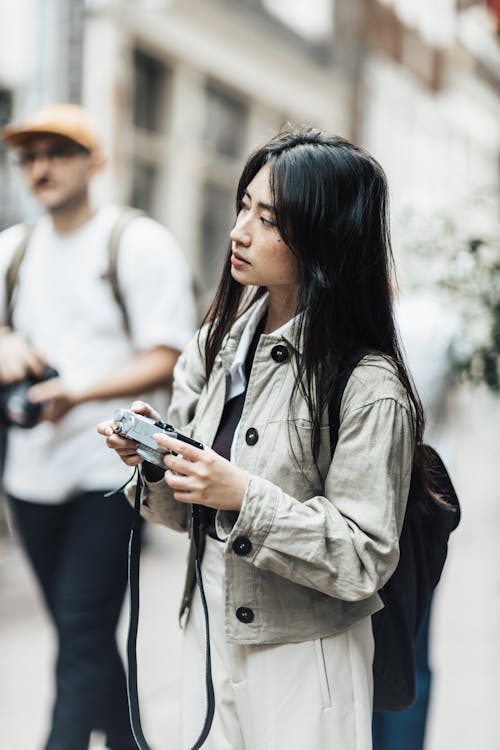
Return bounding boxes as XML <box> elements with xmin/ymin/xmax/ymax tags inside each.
<box><xmin>271</xmin><ymin>345</ymin><xmax>289</xmax><ymax>363</ymax></box>
<box><xmin>245</xmin><ymin>427</ymin><xmax>258</xmax><ymax>445</ymax></box>
<box><xmin>236</xmin><ymin>606</ymin><xmax>254</xmax><ymax>624</ymax></box>
<box><xmin>232</xmin><ymin>536</ymin><xmax>252</xmax><ymax>556</ymax></box>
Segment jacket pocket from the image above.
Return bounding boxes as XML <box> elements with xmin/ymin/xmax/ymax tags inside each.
<box><xmin>258</xmin><ymin>419</ymin><xmax>328</xmax><ymax>493</ymax></box>
<box><xmin>313</xmin><ymin>637</ymin><xmax>333</xmax><ymax>709</ymax></box>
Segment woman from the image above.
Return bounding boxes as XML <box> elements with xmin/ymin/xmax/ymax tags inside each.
<box><xmin>99</xmin><ymin>128</ymin><xmax>420</xmax><ymax>749</ymax></box>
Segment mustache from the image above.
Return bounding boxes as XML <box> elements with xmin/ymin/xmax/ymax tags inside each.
<box><xmin>33</xmin><ymin>176</ymin><xmax>53</xmax><ymax>189</ymax></box>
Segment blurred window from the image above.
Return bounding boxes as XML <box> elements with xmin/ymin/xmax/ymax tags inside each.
<box><xmin>204</xmin><ymin>81</ymin><xmax>247</xmax><ymax>158</ymax></box>
<box><xmin>263</xmin><ymin>0</ymin><xmax>334</xmax><ymax>41</ymax></box>
<box><xmin>0</xmin><ymin>89</ymin><xmax>12</xmax><ymax>145</ymax></box>
<box><xmin>200</xmin><ymin>81</ymin><xmax>248</xmax><ymax>290</ymax></box>
<box><xmin>129</xmin><ymin>48</ymin><xmax>171</xmax><ymax>214</ymax></box>
<box><xmin>133</xmin><ymin>49</ymin><xmax>169</xmax><ymax>132</ymax></box>
<box><xmin>0</xmin><ymin>90</ymin><xmax>15</xmax><ymax>229</ymax></box>
<box><xmin>200</xmin><ymin>180</ymin><xmax>234</xmax><ymax>287</ymax></box>
<box><xmin>131</xmin><ymin>159</ymin><xmax>157</xmax><ymax>214</ymax></box>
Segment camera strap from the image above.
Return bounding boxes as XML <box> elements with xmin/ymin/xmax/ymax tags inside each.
<box><xmin>126</xmin><ymin>470</ymin><xmax>152</xmax><ymax>750</ymax></box>
<box><xmin>190</xmin><ymin>504</ymin><xmax>216</xmax><ymax>746</ymax></box>
<box><xmin>126</xmin><ymin>472</ymin><xmax>215</xmax><ymax>750</ymax></box>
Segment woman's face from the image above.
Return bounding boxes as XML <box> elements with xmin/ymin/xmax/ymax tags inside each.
<box><xmin>229</xmin><ymin>164</ymin><xmax>300</xmax><ymax>296</ymax></box>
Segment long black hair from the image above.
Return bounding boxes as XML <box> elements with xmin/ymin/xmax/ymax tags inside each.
<box><xmin>203</xmin><ymin>128</ymin><xmax>425</xmax><ymax>471</ymax></box>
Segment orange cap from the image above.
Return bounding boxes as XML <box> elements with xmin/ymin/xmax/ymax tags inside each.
<box><xmin>1</xmin><ymin>103</ymin><xmax>102</xmax><ymax>153</ymax></box>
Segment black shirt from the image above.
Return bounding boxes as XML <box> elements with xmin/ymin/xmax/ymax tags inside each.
<box><xmin>204</xmin><ymin>319</ymin><xmax>264</xmax><ymax>539</ymax></box>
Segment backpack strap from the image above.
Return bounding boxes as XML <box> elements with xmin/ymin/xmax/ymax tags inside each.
<box><xmin>102</xmin><ymin>207</ymin><xmax>145</xmax><ymax>336</ymax></box>
<box><xmin>328</xmin><ymin>352</ymin><xmax>368</xmax><ymax>457</ymax></box>
<box><xmin>5</xmin><ymin>222</ymin><xmax>36</xmax><ymax>327</ymax></box>
<box><xmin>5</xmin><ymin>209</ymin><xmax>145</xmax><ymax>336</ymax></box>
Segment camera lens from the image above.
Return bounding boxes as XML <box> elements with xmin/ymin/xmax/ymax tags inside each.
<box><xmin>0</xmin><ymin>364</ymin><xmax>58</xmax><ymax>429</ymax></box>
<box><xmin>0</xmin><ymin>382</ymin><xmax>42</xmax><ymax>427</ymax></box>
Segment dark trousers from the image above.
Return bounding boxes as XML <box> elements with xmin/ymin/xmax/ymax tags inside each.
<box><xmin>8</xmin><ymin>490</ymin><xmax>138</xmax><ymax>750</ymax></box>
<box><xmin>372</xmin><ymin>604</ymin><xmax>432</xmax><ymax>750</ymax></box>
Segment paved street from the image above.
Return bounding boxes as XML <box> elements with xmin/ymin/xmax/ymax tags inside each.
<box><xmin>0</xmin><ymin>387</ymin><xmax>499</xmax><ymax>749</ymax></box>
<box><xmin>0</xmin><ymin>522</ymin><xmax>188</xmax><ymax>750</ymax></box>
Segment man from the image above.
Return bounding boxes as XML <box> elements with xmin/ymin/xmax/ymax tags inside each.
<box><xmin>0</xmin><ymin>104</ymin><xmax>196</xmax><ymax>750</ymax></box>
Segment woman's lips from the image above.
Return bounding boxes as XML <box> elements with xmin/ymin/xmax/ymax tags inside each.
<box><xmin>231</xmin><ymin>251</ymin><xmax>250</xmax><ymax>268</ymax></box>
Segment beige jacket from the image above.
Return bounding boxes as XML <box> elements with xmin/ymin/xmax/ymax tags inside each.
<box><xmin>133</xmin><ymin>303</ymin><xmax>415</xmax><ymax>645</ymax></box>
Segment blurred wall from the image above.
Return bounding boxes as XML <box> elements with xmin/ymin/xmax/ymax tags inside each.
<box><xmin>1</xmin><ymin>0</ymin><xmax>499</xmax><ymax>302</ymax></box>
<box><xmin>81</xmin><ymin>0</ymin><xmax>349</xmax><ymax>306</ymax></box>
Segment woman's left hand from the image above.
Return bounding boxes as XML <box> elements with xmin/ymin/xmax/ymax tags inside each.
<box><xmin>154</xmin><ymin>433</ymin><xmax>249</xmax><ymax>511</ymax></box>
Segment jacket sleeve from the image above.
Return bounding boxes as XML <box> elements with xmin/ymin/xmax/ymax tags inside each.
<box><xmin>126</xmin><ymin>329</ymin><xmax>208</xmax><ymax>531</ymax></box>
<box><xmin>218</xmin><ymin>395</ymin><xmax>415</xmax><ymax>601</ymax></box>
<box><xmin>167</xmin><ymin>326</ymin><xmax>209</xmax><ymax>431</ymax></box>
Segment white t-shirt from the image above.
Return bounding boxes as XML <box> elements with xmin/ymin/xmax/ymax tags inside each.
<box><xmin>0</xmin><ymin>206</ymin><xmax>196</xmax><ymax>502</ymax></box>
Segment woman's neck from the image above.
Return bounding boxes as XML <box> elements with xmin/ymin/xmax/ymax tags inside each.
<box><xmin>263</xmin><ymin>287</ymin><xmax>299</xmax><ymax>333</ymax></box>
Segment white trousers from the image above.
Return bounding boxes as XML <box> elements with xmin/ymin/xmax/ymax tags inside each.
<box><xmin>181</xmin><ymin>537</ymin><xmax>374</xmax><ymax>750</ymax></box>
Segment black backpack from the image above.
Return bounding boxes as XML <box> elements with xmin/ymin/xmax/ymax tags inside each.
<box><xmin>329</xmin><ymin>355</ymin><xmax>461</xmax><ymax>713</ymax></box>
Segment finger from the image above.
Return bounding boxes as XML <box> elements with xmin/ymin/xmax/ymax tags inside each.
<box><xmin>131</xmin><ymin>400</ymin><xmax>161</xmax><ymax>420</ymax></box>
<box><xmin>106</xmin><ymin>434</ymin><xmax>134</xmax><ymax>451</ymax></box>
<box><xmin>97</xmin><ymin>420</ymin><xmax>115</xmax><ymax>437</ymax></box>
<box><xmin>26</xmin><ymin>352</ymin><xmax>48</xmax><ymax>378</ymax></box>
<box><xmin>118</xmin><ymin>452</ymin><xmax>142</xmax><ymax>466</ymax></box>
<box><xmin>163</xmin><ymin>451</ymin><xmax>193</xmax><ymax>473</ymax></box>
<box><xmin>164</xmin><ymin>470</ymin><xmax>192</xmax><ymax>492</ymax></box>
<box><xmin>30</xmin><ymin>377</ymin><xmax>63</xmax><ymax>402</ymax></box>
<box><xmin>6</xmin><ymin>338</ymin><xmax>46</xmax><ymax>378</ymax></box>
<box><xmin>40</xmin><ymin>402</ymin><xmax>56</xmax><ymax>423</ymax></box>
<box><xmin>0</xmin><ymin>363</ymin><xmax>27</xmax><ymax>383</ymax></box>
<box><xmin>153</xmin><ymin>433</ymin><xmax>203</xmax><ymax>461</ymax></box>
<box><xmin>116</xmin><ymin>445</ymin><xmax>142</xmax><ymax>463</ymax></box>
<box><xmin>122</xmin><ymin>454</ymin><xmax>143</xmax><ymax>467</ymax></box>
<box><xmin>28</xmin><ymin>383</ymin><xmax>50</xmax><ymax>403</ymax></box>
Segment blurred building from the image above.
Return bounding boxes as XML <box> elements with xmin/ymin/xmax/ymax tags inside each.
<box><xmin>0</xmin><ymin>0</ymin><xmax>499</xmax><ymax>302</ymax></box>
<box><xmin>358</xmin><ymin>0</ymin><xmax>500</xmax><ymax>219</ymax></box>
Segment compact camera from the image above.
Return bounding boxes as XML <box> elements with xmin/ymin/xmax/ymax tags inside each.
<box><xmin>0</xmin><ymin>365</ymin><xmax>59</xmax><ymax>428</ymax></box>
<box><xmin>113</xmin><ymin>408</ymin><xmax>203</xmax><ymax>467</ymax></box>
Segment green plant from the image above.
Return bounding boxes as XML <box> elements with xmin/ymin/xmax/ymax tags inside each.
<box><xmin>395</xmin><ymin>198</ymin><xmax>500</xmax><ymax>393</ymax></box>
<box><xmin>440</xmin><ymin>235</ymin><xmax>500</xmax><ymax>391</ymax></box>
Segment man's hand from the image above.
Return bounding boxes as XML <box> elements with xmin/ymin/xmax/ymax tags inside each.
<box><xmin>28</xmin><ymin>377</ymin><xmax>78</xmax><ymax>423</ymax></box>
<box><xmin>0</xmin><ymin>330</ymin><xmax>47</xmax><ymax>384</ymax></box>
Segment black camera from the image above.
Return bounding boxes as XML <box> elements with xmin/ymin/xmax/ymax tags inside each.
<box><xmin>0</xmin><ymin>366</ymin><xmax>59</xmax><ymax>428</ymax></box>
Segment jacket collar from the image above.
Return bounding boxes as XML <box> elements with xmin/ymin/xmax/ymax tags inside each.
<box><xmin>217</xmin><ymin>292</ymin><xmax>304</xmax><ymax>373</ymax></box>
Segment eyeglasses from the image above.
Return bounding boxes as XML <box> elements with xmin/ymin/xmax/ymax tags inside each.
<box><xmin>16</xmin><ymin>144</ymin><xmax>90</xmax><ymax>167</ymax></box>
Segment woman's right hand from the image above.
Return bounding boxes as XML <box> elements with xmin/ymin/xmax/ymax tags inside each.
<box><xmin>97</xmin><ymin>400</ymin><xmax>162</xmax><ymax>467</ymax></box>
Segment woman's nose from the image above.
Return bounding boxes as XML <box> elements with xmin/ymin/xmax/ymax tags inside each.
<box><xmin>230</xmin><ymin>217</ymin><xmax>250</xmax><ymax>246</ymax></box>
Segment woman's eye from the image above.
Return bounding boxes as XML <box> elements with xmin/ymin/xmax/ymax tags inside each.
<box><xmin>261</xmin><ymin>216</ymin><xmax>275</xmax><ymax>228</ymax></box>
<box><xmin>238</xmin><ymin>200</ymin><xmax>249</xmax><ymax>212</ymax></box>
